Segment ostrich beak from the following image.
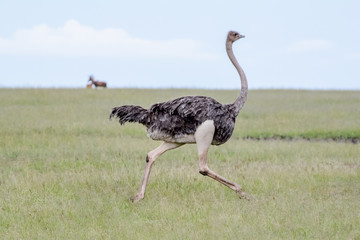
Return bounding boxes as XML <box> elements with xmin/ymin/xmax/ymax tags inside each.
<box><xmin>239</xmin><ymin>34</ymin><xmax>245</xmax><ymax>39</ymax></box>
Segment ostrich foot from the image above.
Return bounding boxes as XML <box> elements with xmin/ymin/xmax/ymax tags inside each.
<box><xmin>236</xmin><ymin>189</ymin><xmax>253</xmax><ymax>201</ymax></box>
<box><xmin>233</xmin><ymin>183</ymin><xmax>251</xmax><ymax>201</ymax></box>
<box><xmin>130</xmin><ymin>194</ymin><xmax>144</xmax><ymax>203</ymax></box>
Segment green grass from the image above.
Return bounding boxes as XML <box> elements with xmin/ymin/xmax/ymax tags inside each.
<box><xmin>0</xmin><ymin>88</ymin><xmax>359</xmax><ymax>239</ymax></box>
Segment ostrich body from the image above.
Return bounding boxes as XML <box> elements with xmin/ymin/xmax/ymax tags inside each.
<box><xmin>88</xmin><ymin>75</ymin><xmax>107</xmax><ymax>88</ymax></box>
<box><xmin>110</xmin><ymin>31</ymin><xmax>249</xmax><ymax>202</ymax></box>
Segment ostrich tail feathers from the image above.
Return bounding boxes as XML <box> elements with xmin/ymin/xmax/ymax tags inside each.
<box><xmin>110</xmin><ymin>105</ymin><xmax>148</xmax><ymax>126</ymax></box>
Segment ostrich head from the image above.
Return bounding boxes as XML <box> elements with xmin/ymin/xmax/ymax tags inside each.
<box><xmin>227</xmin><ymin>31</ymin><xmax>244</xmax><ymax>42</ymax></box>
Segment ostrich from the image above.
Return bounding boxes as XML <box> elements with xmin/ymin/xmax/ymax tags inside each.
<box><xmin>88</xmin><ymin>75</ymin><xmax>107</xmax><ymax>88</ymax></box>
<box><xmin>110</xmin><ymin>31</ymin><xmax>249</xmax><ymax>203</ymax></box>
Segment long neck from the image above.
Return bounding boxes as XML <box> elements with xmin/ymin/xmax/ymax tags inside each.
<box><xmin>226</xmin><ymin>40</ymin><xmax>248</xmax><ymax>116</ymax></box>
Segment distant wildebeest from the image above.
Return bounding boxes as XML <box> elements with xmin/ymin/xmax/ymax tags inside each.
<box><xmin>88</xmin><ymin>75</ymin><xmax>107</xmax><ymax>88</ymax></box>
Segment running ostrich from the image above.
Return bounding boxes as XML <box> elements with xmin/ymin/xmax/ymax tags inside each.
<box><xmin>88</xmin><ymin>75</ymin><xmax>107</xmax><ymax>88</ymax></box>
<box><xmin>110</xmin><ymin>31</ymin><xmax>249</xmax><ymax>203</ymax></box>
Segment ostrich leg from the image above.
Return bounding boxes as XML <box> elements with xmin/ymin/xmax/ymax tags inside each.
<box><xmin>194</xmin><ymin>120</ymin><xmax>249</xmax><ymax>199</ymax></box>
<box><xmin>131</xmin><ymin>141</ymin><xmax>183</xmax><ymax>203</ymax></box>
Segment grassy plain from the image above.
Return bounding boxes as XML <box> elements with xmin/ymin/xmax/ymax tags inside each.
<box><xmin>0</xmin><ymin>88</ymin><xmax>359</xmax><ymax>239</ymax></box>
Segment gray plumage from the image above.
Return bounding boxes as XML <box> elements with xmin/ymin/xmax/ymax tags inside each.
<box><xmin>110</xmin><ymin>95</ymin><xmax>237</xmax><ymax>145</ymax></box>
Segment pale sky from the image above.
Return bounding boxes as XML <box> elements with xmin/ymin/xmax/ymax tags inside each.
<box><xmin>0</xmin><ymin>0</ymin><xmax>359</xmax><ymax>89</ymax></box>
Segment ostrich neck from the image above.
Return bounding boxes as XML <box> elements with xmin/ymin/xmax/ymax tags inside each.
<box><xmin>226</xmin><ymin>40</ymin><xmax>248</xmax><ymax>117</ymax></box>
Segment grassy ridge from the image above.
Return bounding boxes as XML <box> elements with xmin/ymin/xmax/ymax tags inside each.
<box><xmin>0</xmin><ymin>88</ymin><xmax>359</xmax><ymax>239</ymax></box>
<box><xmin>1</xmin><ymin>88</ymin><xmax>359</xmax><ymax>141</ymax></box>
<box><xmin>239</xmin><ymin>90</ymin><xmax>360</xmax><ymax>141</ymax></box>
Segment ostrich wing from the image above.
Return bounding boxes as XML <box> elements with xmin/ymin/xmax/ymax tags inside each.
<box><xmin>146</xmin><ymin>96</ymin><xmax>234</xmax><ymax>144</ymax></box>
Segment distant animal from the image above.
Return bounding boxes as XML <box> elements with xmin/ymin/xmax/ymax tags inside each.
<box><xmin>86</xmin><ymin>83</ymin><xmax>93</xmax><ymax>88</ymax></box>
<box><xmin>110</xmin><ymin>31</ymin><xmax>249</xmax><ymax>203</ymax></box>
<box><xmin>88</xmin><ymin>75</ymin><xmax>107</xmax><ymax>88</ymax></box>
